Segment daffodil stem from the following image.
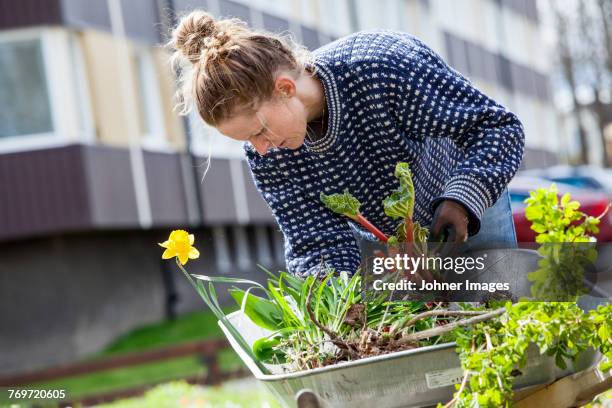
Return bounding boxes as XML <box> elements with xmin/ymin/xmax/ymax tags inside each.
<box><xmin>175</xmin><ymin>258</ymin><xmax>197</xmax><ymax>290</ymax></box>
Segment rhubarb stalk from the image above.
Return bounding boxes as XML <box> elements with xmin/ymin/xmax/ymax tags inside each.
<box><xmin>320</xmin><ymin>190</ymin><xmax>389</xmax><ymax>243</ymax></box>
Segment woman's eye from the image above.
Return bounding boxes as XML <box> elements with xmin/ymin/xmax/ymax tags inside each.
<box><xmin>251</xmin><ymin>129</ymin><xmax>265</xmax><ymax>140</ymax></box>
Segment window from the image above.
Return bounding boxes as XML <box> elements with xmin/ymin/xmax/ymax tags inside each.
<box><xmin>213</xmin><ymin>226</ymin><xmax>232</xmax><ymax>273</ymax></box>
<box><xmin>443</xmin><ymin>32</ymin><xmax>470</xmax><ymax>76</ymax></box>
<box><xmin>254</xmin><ymin>226</ymin><xmax>273</xmax><ymax>266</ymax></box>
<box><xmin>0</xmin><ymin>38</ymin><xmax>53</xmax><ymax>139</ymax></box>
<box><xmin>0</xmin><ymin>29</ymin><xmax>94</xmax><ymax>153</ymax></box>
<box><xmin>300</xmin><ymin>24</ymin><xmax>320</xmax><ymax>50</ymax></box>
<box><xmin>68</xmin><ymin>33</ymin><xmax>95</xmax><ymax>142</ymax></box>
<box><xmin>219</xmin><ymin>0</ymin><xmax>252</xmax><ymax>24</ymax></box>
<box><xmin>551</xmin><ymin>177</ymin><xmax>603</xmax><ymax>190</ymax></box>
<box><xmin>134</xmin><ymin>48</ymin><xmax>168</xmax><ymax>151</ymax></box>
<box><xmin>189</xmin><ymin>111</ymin><xmax>246</xmax><ymax>158</ymax></box>
<box><xmin>272</xmin><ymin>229</ymin><xmax>286</xmax><ymax>266</ymax></box>
<box><xmin>232</xmin><ymin>225</ymin><xmax>252</xmax><ymax>271</ymax></box>
<box><xmin>262</xmin><ymin>12</ymin><xmax>290</xmax><ymax>33</ymax></box>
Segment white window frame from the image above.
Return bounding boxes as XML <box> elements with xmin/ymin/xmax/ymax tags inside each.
<box><xmin>68</xmin><ymin>32</ymin><xmax>95</xmax><ymax>144</ymax></box>
<box><xmin>0</xmin><ymin>27</ymin><xmax>94</xmax><ymax>153</ymax></box>
<box><xmin>188</xmin><ymin>111</ymin><xmax>246</xmax><ymax>159</ymax></box>
<box><xmin>213</xmin><ymin>225</ymin><xmax>233</xmax><ymax>273</ymax></box>
<box><xmin>233</xmin><ymin>225</ymin><xmax>253</xmax><ymax>271</ymax></box>
<box><xmin>255</xmin><ymin>225</ymin><xmax>273</xmax><ymax>267</ymax></box>
<box><xmin>272</xmin><ymin>229</ymin><xmax>286</xmax><ymax>266</ymax></box>
<box><xmin>134</xmin><ymin>46</ymin><xmax>170</xmax><ymax>152</ymax></box>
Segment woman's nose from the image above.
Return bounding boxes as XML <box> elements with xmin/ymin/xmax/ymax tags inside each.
<box><xmin>251</xmin><ymin>137</ymin><xmax>270</xmax><ymax>155</ymax></box>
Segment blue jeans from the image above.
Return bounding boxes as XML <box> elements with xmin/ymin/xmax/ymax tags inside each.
<box><xmin>465</xmin><ymin>189</ymin><xmax>517</xmax><ymax>250</ymax></box>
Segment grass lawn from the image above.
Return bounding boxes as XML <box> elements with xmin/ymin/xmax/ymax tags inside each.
<box><xmin>0</xmin><ymin>308</ymin><xmax>246</xmax><ymax>406</ymax></box>
<box><xmin>97</xmin><ymin>379</ymin><xmax>281</xmax><ymax>408</ymax></box>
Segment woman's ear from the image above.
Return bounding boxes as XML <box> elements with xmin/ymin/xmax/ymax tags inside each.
<box><xmin>274</xmin><ymin>74</ymin><xmax>297</xmax><ymax>98</ymax></box>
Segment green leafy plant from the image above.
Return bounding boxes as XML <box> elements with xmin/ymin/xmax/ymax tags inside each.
<box><xmin>160</xmin><ymin>183</ymin><xmax>611</xmax><ymax>407</ymax></box>
<box><xmin>224</xmin><ymin>268</ymin><xmax>479</xmax><ymax>370</ymax></box>
<box><xmin>445</xmin><ymin>302</ymin><xmax>611</xmax><ymax>407</ymax></box>
<box><xmin>320</xmin><ymin>162</ymin><xmax>429</xmax><ymax>246</ymax></box>
<box><xmin>382</xmin><ymin>162</ymin><xmax>428</xmax><ymax>245</ymax></box>
<box><xmin>524</xmin><ymin>184</ymin><xmax>608</xmax><ymax>300</ymax></box>
<box><xmin>441</xmin><ymin>185</ymin><xmax>612</xmax><ymax>407</ymax></box>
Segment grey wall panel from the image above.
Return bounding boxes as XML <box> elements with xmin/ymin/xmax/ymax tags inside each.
<box><xmin>197</xmin><ymin>158</ymin><xmax>238</xmax><ymax>223</ymax></box>
<box><xmin>0</xmin><ymin>0</ymin><xmax>62</xmax><ymax>29</ymax></box>
<box><xmin>524</xmin><ymin>0</ymin><xmax>539</xmax><ymax>22</ymax></box>
<box><xmin>534</xmin><ymin>71</ymin><xmax>551</xmax><ymax>102</ymax></box>
<box><xmin>172</xmin><ymin>0</ymin><xmax>209</xmax><ymax>14</ymax></box>
<box><xmin>502</xmin><ymin>0</ymin><xmax>539</xmax><ymax>22</ymax></box>
<box><xmin>319</xmin><ymin>33</ymin><xmax>333</xmax><ymax>46</ymax></box>
<box><xmin>0</xmin><ymin>0</ymin><xmax>162</xmax><ymax>44</ymax></box>
<box><xmin>61</xmin><ymin>0</ymin><xmax>161</xmax><ymax>44</ymax></box>
<box><xmin>300</xmin><ymin>24</ymin><xmax>320</xmax><ymax>50</ymax></box>
<box><xmin>82</xmin><ymin>145</ymin><xmax>140</xmax><ymax>228</ymax></box>
<box><xmin>443</xmin><ymin>31</ymin><xmax>551</xmax><ymax>102</ymax></box>
<box><xmin>0</xmin><ymin>231</ymin><xmax>165</xmax><ymax>376</ymax></box>
<box><xmin>60</xmin><ymin>0</ymin><xmax>111</xmax><ymax>32</ymax></box>
<box><xmin>262</xmin><ymin>12</ymin><xmax>289</xmax><ymax>33</ymax></box>
<box><xmin>510</xmin><ymin>62</ymin><xmax>528</xmax><ymax>96</ymax></box>
<box><xmin>218</xmin><ymin>0</ymin><xmax>251</xmax><ymax>24</ymax></box>
<box><xmin>496</xmin><ymin>54</ymin><xmax>514</xmax><ymax>91</ymax></box>
<box><xmin>119</xmin><ymin>0</ymin><xmax>162</xmax><ymax>43</ymax></box>
<box><xmin>443</xmin><ymin>31</ymin><xmax>469</xmax><ymax>76</ymax></box>
<box><xmin>481</xmin><ymin>48</ymin><xmax>500</xmax><ymax>84</ymax></box>
<box><xmin>522</xmin><ymin>147</ymin><xmax>558</xmax><ymax>169</ymax></box>
<box><xmin>466</xmin><ymin>41</ymin><xmax>486</xmax><ymax>80</ymax></box>
<box><xmin>241</xmin><ymin>160</ymin><xmax>274</xmax><ymax>223</ymax></box>
<box><xmin>143</xmin><ymin>151</ymin><xmax>190</xmax><ymax>227</ymax></box>
<box><xmin>0</xmin><ymin>145</ymin><xmax>91</xmax><ymax>242</ymax></box>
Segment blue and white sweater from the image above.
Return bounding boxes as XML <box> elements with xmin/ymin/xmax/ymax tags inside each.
<box><xmin>244</xmin><ymin>30</ymin><xmax>525</xmax><ymax>277</ymax></box>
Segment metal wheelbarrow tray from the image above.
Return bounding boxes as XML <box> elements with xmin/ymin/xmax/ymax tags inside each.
<box><xmin>218</xmin><ymin>249</ymin><xmax>602</xmax><ymax>407</ymax></box>
<box><xmin>219</xmin><ymin>309</ymin><xmax>599</xmax><ymax>408</ymax></box>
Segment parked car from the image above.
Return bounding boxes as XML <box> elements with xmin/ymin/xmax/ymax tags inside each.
<box><xmin>521</xmin><ymin>165</ymin><xmax>612</xmax><ymax>196</ymax></box>
<box><xmin>508</xmin><ymin>176</ymin><xmax>612</xmax><ymax>242</ymax></box>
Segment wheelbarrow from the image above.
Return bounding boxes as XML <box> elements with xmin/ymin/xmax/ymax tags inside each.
<box><xmin>218</xmin><ymin>248</ymin><xmax>605</xmax><ymax>407</ymax></box>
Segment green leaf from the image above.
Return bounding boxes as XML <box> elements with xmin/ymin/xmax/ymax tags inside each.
<box><xmin>229</xmin><ymin>288</ymin><xmax>283</xmax><ymax>331</ymax></box>
<box><xmin>320</xmin><ymin>190</ymin><xmax>360</xmax><ymax>219</ymax></box>
<box><xmin>598</xmin><ymin>324</ymin><xmax>610</xmax><ymax>342</ymax></box>
<box><xmin>253</xmin><ymin>335</ymin><xmax>286</xmax><ymax>363</ymax></box>
<box><xmin>555</xmin><ymin>352</ymin><xmax>567</xmax><ymax>370</ymax></box>
<box><xmin>383</xmin><ymin>162</ymin><xmax>415</xmax><ymax>220</ymax></box>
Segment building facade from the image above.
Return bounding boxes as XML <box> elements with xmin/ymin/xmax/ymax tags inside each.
<box><xmin>0</xmin><ymin>0</ymin><xmax>558</xmax><ymax>374</ymax></box>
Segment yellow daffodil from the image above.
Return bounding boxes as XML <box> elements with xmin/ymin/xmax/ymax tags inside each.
<box><xmin>159</xmin><ymin>229</ymin><xmax>200</xmax><ymax>265</ymax></box>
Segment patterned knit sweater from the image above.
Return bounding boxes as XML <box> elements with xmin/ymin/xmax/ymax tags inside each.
<box><xmin>244</xmin><ymin>30</ymin><xmax>525</xmax><ymax>277</ymax></box>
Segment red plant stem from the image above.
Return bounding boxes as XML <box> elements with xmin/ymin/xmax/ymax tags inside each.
<box><xmin>355</xmin><ymin>213</ymin><xmax>388</xmax><ymax>242</ymax></box>
<box><xmin>404</xmin><ymin>217</ymin><xmax>414</xmax><ymax>243</ymax></box>
<box><xmin>597</xmin><ymin>203</ymin><xmax>612</xmax><ymax>220</ymax></box>
<box><xmin>403</xmin><ymin>217</ymin><xmax>414</xmax><ymax>258</ymax></box>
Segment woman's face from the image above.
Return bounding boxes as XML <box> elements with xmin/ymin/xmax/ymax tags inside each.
<box><xmin>217</xmin><ymin>74</ymin><xmax>311</xmax><ymax>155</ymax></box>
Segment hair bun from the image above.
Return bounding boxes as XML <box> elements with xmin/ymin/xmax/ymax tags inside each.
<box><xmin>172</xmin><ymin>11</ymin><xmax>243</xmax><ymax>64</ymax></box>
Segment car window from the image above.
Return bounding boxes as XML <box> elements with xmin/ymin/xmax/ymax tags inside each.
<box><xmin>552</xmin><ymin>176</ymin><xmax>602</xmax><ymax>190</ymax></box>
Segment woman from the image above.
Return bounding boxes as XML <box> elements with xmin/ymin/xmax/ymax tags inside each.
<box><xmin>170</xmin><ymin>11</ymin><xmax>524</xmax><ymax>277</ymax></box>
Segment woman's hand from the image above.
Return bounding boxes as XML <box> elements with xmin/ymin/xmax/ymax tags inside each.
<box><xmin>431</xmin><ymin>200</ymin><xmax>470</xmax><ymax>244</ymax></box>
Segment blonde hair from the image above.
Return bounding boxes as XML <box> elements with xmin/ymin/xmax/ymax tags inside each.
<box><xmin>169</xmin><ymin>10</ymin><xmax>313</xmax><ymax>126</ymax></box>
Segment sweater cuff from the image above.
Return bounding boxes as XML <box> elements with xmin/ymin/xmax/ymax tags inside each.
<box><xmin>430</xmin><ymin>175</ymin><xmax>493</xmax><ymax>236</ymax></box>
